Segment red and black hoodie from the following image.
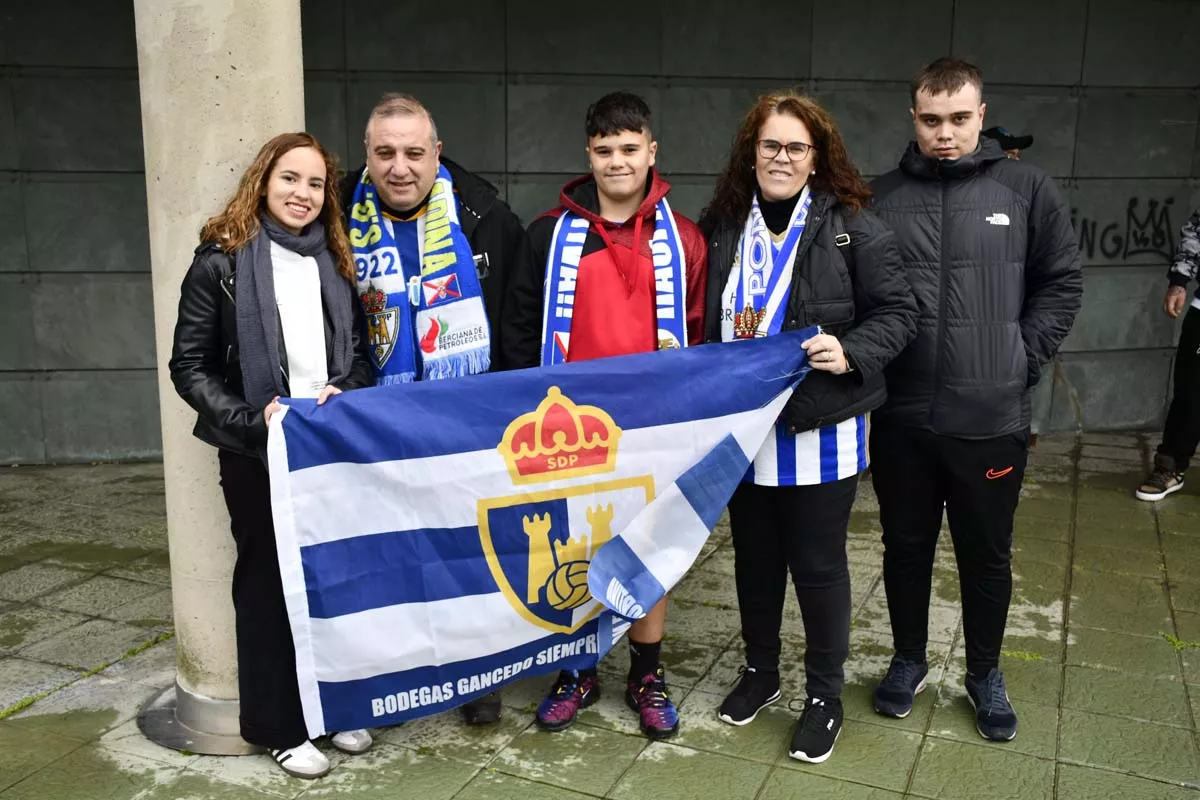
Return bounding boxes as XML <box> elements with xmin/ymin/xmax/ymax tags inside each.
<box><xmin>500</xmin><ymin>170</ymin><xmax>707</xmax><ymax>369</ymax></box>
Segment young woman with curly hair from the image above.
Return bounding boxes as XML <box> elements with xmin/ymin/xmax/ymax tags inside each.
<box><xmin>700</xmin><ymin>93</ymin><xmax>917</xmax><ymax>763</ymax></box>
<box><xmin>169</xmin><ymin>132</ymin><xmax>374</xmax><ymax>778</ymax></box>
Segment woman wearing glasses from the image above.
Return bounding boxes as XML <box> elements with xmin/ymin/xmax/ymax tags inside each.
<box><xmin>699</xmin><ymin>92</ymin><xmax>916</xmax><ymax>763</ymax></box>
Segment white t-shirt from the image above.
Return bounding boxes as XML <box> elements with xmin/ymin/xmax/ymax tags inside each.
<box><xmin>271</xmin><ymin>241</ymin><xmax>328</xmax><ymax>399</ymax></box>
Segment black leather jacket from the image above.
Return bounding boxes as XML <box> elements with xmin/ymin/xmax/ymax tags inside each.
<box><xmin>168</xmin><ymin>242</ymin><xmax>374</xmax><ymax>457</ymax></box>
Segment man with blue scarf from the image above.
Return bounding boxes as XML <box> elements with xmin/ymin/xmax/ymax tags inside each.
<box><xmin>342</xmin><ymin>93</ymin><xmax>526</xmax><ymax>723</ymax></box>
<box><xmin>342</xmin><ymin>93</ymin><xmax>526</xmax><ymax>380</ymax></box>
<box><xmin>501</xmin><ymin>91</ymin><xmax>708</xmax><ymax>741</ymax></box>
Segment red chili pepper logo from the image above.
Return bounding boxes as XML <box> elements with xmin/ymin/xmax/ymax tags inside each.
<box><xmin>419</xmin><ymin>317</ymin><xmax>440</xmax><ymax>354</ymax></box>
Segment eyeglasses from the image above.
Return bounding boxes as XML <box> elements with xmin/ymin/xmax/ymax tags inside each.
<box><xmin>757</xmin><ymin>139</ymin><xmax>815</xmax><ymax>161</ymax></box>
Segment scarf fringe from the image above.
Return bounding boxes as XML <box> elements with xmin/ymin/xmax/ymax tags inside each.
<box><xmin>422</xmin><ymin>347</ymin><xmax>491</xmax><ymax>381</ymax></box>
<box><xmin>377</xmin><ymin>372</ymin><xmax>415</xmax><ymax>386</ymax></box>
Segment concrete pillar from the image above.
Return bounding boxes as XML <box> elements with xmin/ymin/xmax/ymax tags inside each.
<box><xmin>132</xmin><ymin>0</ymin><xmax>305</xmax><ymax>755</ymax></box>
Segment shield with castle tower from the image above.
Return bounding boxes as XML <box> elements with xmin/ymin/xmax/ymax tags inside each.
<box><xmin>477</xmin><ymin>386</ymin><xmax>655</xmax><ymax>634</ymax></box>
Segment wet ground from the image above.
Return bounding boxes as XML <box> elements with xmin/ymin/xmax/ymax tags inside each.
<box><xmin>1</xmin><ymin>432</ymin><xmax>1198</xmax><ymax>798</ymax></box>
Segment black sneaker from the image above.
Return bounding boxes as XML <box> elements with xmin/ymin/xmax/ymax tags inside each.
<box><xmin>788</xmin><ymin>696</ymin><xmax>843</xmax><ymax>763</ymax></box>
<box><xmin>1136</xmin><ymin>460</ymin><xmax>1185</xmax><ymax>502</ymax></box>
<box><xmin>965</xmin><ymin>668</ymin><xmax>1018</xmax><ymax>741</ymax></box>
<box><xmin>461</xmin><ymin>691</ymin><xmax>502</xmax><ymax>724</ymax></box>
<box><xmin>717</xmin><ymin>666</ymin><xmax>781</xmax><ymax>726</ymax></box>
<box><xmin>874</xmin><ymin>655</ymin><xmax>929</xmax><ymax>718</ymax></box>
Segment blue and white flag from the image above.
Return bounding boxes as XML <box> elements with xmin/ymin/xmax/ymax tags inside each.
<box><xmin>268</xmin><ymin>329</ymin><xmax>815</xmax><ymax>737</ymax></box>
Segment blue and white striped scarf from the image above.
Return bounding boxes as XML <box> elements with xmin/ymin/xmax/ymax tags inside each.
<box><xmin>540</xmin><ymin>199</ymin><xmax>687</xmax><ymax>366</ymax></box>
<box><xmin>727</xmin><ymin>187</ymin><xmax>813</xmax><ymax>341</ymax></box>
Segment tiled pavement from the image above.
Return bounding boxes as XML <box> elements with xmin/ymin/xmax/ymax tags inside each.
<box><xmin>1</xmin><ymin>433</ymin><xmax>1199</xmax><ymax>799</ymax></box>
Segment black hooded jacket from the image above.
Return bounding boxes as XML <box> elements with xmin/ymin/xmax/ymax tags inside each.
<box><xmin>870</xmin><ymin>138</ymin><xmax>1083</xmax><ymax>438</ymax></box>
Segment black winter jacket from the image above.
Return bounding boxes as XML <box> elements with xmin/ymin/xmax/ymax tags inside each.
<box><xmin>340</xmin><ymin>157</ymin><xmax>527</xmax><ymax>369</ymax></box>
<box><xmin>702</xmin><ymin>190</ymin><xmax>918</xmax><ymax>434</ymax></box>
<box><xmin>870</xmin><ymin>139</ymin><xmax>1083</xmax><ymax>438</ymax></box>
<box><xmin>168</xmin><ymin>242</ymin><xmax>374</xmax><ymax>458</ymax></box>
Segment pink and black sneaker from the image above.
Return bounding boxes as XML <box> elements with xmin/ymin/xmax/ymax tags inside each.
<box><xmin>625</xmin><ymin>665</ymin><xmax>679</xmax><ymax>740</ymax></box>
<box><xmin>535</xmin><ymin>670</ymin><xmax>600</xmax><ymax>732</ymax></box>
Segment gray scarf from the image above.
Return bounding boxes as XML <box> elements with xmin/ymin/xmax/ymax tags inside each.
<box><xmin>235</xmin><ymin>213</ymin><xmax>355</xmax><ymax>409</ymax></box>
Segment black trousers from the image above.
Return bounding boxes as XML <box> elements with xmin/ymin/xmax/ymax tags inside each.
<box><xmin>1159</xmin><ymin>306</ymin><xmax>1200</xmax><ymax>472</ymax></box>
<box><xmin>870</xmin><ymin>422</ymin><xmax>1029</xmax><ymax>676</ymax></box>
<box><xmin>218</xmin><ymin>450</ymin><xmax>308</xmax><ymax>749</ymax></box>
<box><xmin>727</xmin><ymin>476</ymin><xmax>857</xmax><ymax>700</ymax></box>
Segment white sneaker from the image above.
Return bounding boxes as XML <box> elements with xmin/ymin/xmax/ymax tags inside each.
<box><xmin>268</xmin><ymin>740</ymin><xmax>330</xmax><ymax>779</ymax></box>
<box><xmin>330</xmin><ymin>728</ymin><xmax>373</xmax><ymax>754</ymax></box>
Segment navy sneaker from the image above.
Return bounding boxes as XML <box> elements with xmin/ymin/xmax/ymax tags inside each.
<box><xmin>965</xmin><ymin>668</ymin><xmax>1018</xmax><ymax>741</ymax></box>
<box><xmin>873</xmin><ymin>655</ymin><xmax>929</xmax><ymax>718</ymax></box>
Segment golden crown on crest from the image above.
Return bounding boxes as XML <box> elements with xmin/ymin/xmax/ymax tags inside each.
<box><xmin>497</xmin><ymin>387</ymin><xmax>621</xmax><ymax>484</ymax></box>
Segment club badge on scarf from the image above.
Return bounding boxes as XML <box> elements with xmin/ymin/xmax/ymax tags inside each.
<box><xmin>349</xmin><ymin>165</ymin><xmax>491</xmax><ymax>384</ymax></box>
<box><xmin>730</xmin><ymin>186</ymin><xmax>813</xmax><ymax>340</ymax></box>
<box><xmin>540</xmin><ymin>199</ymin><xmax>687</xmax><ymax>366</ymax></box>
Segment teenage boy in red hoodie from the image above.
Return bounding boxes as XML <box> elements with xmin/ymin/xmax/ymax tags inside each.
<box><xmin>501</xmin><ymin>91</ymin><xmax>707</xmax><ymax>740</ymax></box>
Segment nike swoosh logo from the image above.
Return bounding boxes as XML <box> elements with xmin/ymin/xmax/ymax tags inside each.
<box><xmin>986</xmin><ymin>467</ymin><xmax>1014</xmax><ymax>480</ymax></box>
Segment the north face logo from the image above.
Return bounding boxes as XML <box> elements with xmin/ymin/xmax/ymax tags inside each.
<box><xmin>986</xmin><ymin>212</ymin><xmax>1010</xmax><ymax>226</ymax></box>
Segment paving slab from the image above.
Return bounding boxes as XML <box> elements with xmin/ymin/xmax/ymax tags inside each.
<box><xmin>0</xmin><ymin>563</ymin><xmax>93</xmax><ymax>602</ymax></box>
<box><xmin>491</xmin><ymin>724</ymin><xmax>647</xmax><ymax>796</ymax></box>
<box><xmin>376</xmin><ymin>703</ymin><xmax>531</xmax><ymax>766</ymax></box>
<box><xmin>668</xmin><ymin>688</ymin><xmax>793</xmax><ymax>764</ymax></box>
<box><xmin>98</xmin><ymin>637</ymin><xmax>175</xmax><ymax>688</ymax></box>
<box><xmin>104</xmin><ymin>550</ymin><xmax>171</xmax><ymax>587</ymax></box>
<box><xmin>20</xmin><ymin>619</ymin><xmax>162</xmax><ymax>671</ymax></box>
<box><xmin>0</xmin><ymin>604</ymin><xmax>88</xmax><ymax>655</ymax></box>
<box><xmin>0</xmin><ymin>719</ymin><xmax>84</xmax><ymax>792</ymax></box>
<box><xmin>908</xmin><ymin>738</ymin><xmax>1054</xmax><ymax>800</ymax></box>
<box><xmin>7</xmin><ymin>673</ymin><xmax>156</xmax><ymax>742</ymax></box>
<box><xmin>608</xmin><ymin>741</ymin><xmax>771</xmax><ymax>800</ymax></box>
<box><xmin>1056</xmin><ymin>764</ymin><xmax>1200</xmax><ymax>800</ymax></box>
<box><xmin>139</xmin><ymin>771</ymin><xmax>282</xmax><ymax>800</ymax></box>
<box><xmin>454</xmin><ymin>770</ymin><xmax>597</xmax><ymax>800</ymax></box>
<box><xmin>1059</xmin><ymin>708</ymin><xmax>1200</xmax><ymax>785</ymax></box>
<box><xmin>36</xmin><ymin>574</ymin><xmax>161</xmax><ymax>616</ymax></box>
<box><xmin>757</xmin><ymin>769</ymin><xmax>904</xmax><ymax>799</ymax></box>
<box><xmin>1066</xmin><ymin>627</ymin><xmax>1182</xmax><ymax>680</ymax></box>
<box><xmin>0</xmin><ymin>656</ymin><xmax>79</xmax><ymax>711</ymax></box>
<box><xmin>1062</xmin><ymin>664</ymin><xmax>1192</xmax><ymax>728</ymax></box>
<box><xmin>290</xmin><ymin>742</ymin><xmax>472</xmax><ymax>800</ymax></box>
<box><xmin>1069</xmin><ymin>569</ymin><xmax>1172</xmax><ymax>636</ymax></box>
<box><xmin>0</xmin><ymin>742</ymin><xmax>181</xmax><ymax>800</ymax></box>
<box><xmin>776</xmin><ymin>718</ymin><xmax>922</xmax><ymax>793</ymax></box>
<box><xmin>102</xmin><ymin>588</ymin><xmax>173</xmax><ymax>628</ymax></box>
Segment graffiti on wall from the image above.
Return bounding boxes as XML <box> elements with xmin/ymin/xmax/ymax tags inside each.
<box><xmin>1069</xmin><ymin>197</ymin><xmax>1177</xmax><ymax>262</ymax></box>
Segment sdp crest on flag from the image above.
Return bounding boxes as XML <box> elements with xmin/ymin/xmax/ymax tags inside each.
<box><xmin>480</xmin><ymin>386</ymin><xmax>655</xmax><ymax>634</ymax></box>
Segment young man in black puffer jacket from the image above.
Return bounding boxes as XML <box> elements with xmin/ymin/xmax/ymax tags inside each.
<box><xmin>868</xmin><ymin>58</ymin><xmax>1082</xmax><ymax>743</ymax></box>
